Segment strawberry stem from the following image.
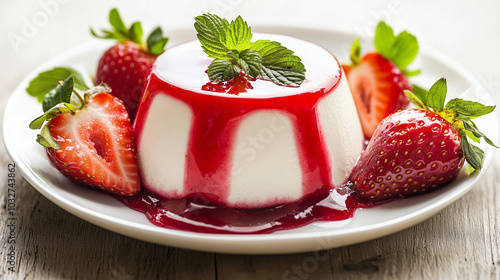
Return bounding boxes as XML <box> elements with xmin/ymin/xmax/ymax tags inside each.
<box><xmin>72</xmin><ymin>88</ymin><xmax>85</xmax><ymax>109</ymax></box>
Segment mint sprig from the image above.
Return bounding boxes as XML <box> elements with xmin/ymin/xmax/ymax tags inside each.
<box><xmin>91</xmin><ymin>8</ymin><xmax>168</xmax><ymax>56</ymax></box>
<box><xmin>194</xmin><ymin>13</ymin><xmax>306</xmax><ymax>86</ymax></box>
<box><xmin>404</xmin><ymin>78</ymin><xmax>497</xmax><ymax>170</ymax></box>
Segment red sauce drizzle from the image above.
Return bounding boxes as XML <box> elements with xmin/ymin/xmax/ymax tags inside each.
<box><xmin>134</xmin><ymin>73</ymin><xmax>341</xmax><ymax>205</ymax></box>
<box><xmin>127</xmin><ymin>55</ymin><xmax>371</xmax><ymax>233</ymax></box>
<box><xmin>117</xmin><ymin>183</ymin><xmax>373</xmax><ymax>234</ymax></box>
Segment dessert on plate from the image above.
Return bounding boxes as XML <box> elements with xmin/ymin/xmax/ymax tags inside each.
<box><xmin>133</xmin><ymin>16</ymin><xmax>364</xmax><ymax>208</ymax></box>
<box><xmin>26</xmin><ymin>12</ymin><xmax>496</xmax><ymax>234</ymax></box>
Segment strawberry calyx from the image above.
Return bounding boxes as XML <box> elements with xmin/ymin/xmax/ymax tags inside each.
<box><xmin>349</xmin><ymin>21</ymin><xmax>419</xmax><ymax>76</ymax></box>
<box><xmin>405</xmin><ymin>78</ymin><xmax>497</xmax><ymax>170</ymax></box>
<box><xmin>91</xmin><ymin>8</ymin><xmax>168</xmax><ymax>56</ymax></box>
<box><xmin>29</xmin><ymin>75</ymin><xmax>111</xmax><ymax>149</ymax></box>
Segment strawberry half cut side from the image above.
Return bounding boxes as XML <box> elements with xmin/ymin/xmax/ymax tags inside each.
<box><xmin>342</xmin><ymin>22</ymin><xmax>420</xmax><ymax>139</ymax></box>
<box><xmin>343</xmin><ymin>52</ymin><xmax>412</xmax><ymax>138</ymax></box>
<box><xmin>29</xmin><ymin>76</ymin><xmax>140</xmax><ymax>196</ymax></box>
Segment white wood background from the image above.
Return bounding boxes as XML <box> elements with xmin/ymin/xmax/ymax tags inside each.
<box><xmin>1</xmin><ymin>0</ymin><xmax>500</xmax><ymax>279</ymax></box>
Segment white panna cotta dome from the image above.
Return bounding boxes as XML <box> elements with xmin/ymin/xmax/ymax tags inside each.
<box><xmin>133</xmin><ymin>34</ymin><xmax>364</xmax><ymax>208</ymax></box>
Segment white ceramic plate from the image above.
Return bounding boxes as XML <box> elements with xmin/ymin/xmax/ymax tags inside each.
<box><xmin>3</xmin><ymin>25</ymin><xmax>498</xmax><ymax>254</ymax></box>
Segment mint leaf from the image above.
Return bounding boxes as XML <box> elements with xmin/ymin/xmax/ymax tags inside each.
<box><xmin>27</xmin><ymin>67</ymin><xmax>89</xmax><ymax>103</ymax></box>
<box><xmin>374</xmin><ymin>21</ymin><xmax>395</xmax><ymax>59</ymax></box>
<box><xmin>195</xmin><ymin>13</ymin><xmax>230</xmax><ymax>59</ymax></box>
<box><xmin>195</xmin><ymin>14</ymin><xmax>306</xmax><ymax>87</ymax></box>
<box><xmin>461</xmin><ymin>134</ymin><xmax>484</xmax><ymax>170</ymax></box>
<box><xmin>207</xmin><ymin>59</ymin><xmax>240</xmax><ymax>82</ymax></box>
<box><xmin>427</xmin><ymin>78</ymin><xmax>447</xmax><ymax>110</ymax></box>
<box><xmin>253</xmin><ymin>40</ymin><xmax>305</xmax><ymax>86</ymax></box>
<box><xmin>224</xmin><ymin>16</ymin><xmax>252</xmax><ymax>51</ymax></box>
<box><xmin>236</xmin><ymin>49</ymin><xmax>261</xmax><ymax>78</ymax></box>
<box><xmin>42</xmin><ymin>75</ymin><xmax>74</xmax><ymax>112</ymax></box>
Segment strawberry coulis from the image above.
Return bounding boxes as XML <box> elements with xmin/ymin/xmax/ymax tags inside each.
<box><xmin>114</xmin><ymin>70</ymin><xmax>377</xmax><ymax>234</ymax></box>
<box><xmin>118</xmin><ymin>184</ymin><xmax>373</xmax><ymax>234</ymax></box>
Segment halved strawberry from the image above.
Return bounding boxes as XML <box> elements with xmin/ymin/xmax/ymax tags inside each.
<box><xmin>343</xmin><ymin>22</ymin><xmax>419</xmax><ymax>138</ymax></box>
<box><xmin>91</xmin><ymin>8</ymin><xmax>168</xmax><ymax>120</ymax></box>
<box><xmin>29</xmin><ymin>76</ymin><xmax>140</xmax><ymax>196</ymax></box>
<box><xmin>350</xmin><ymin>78</ymin><xmax>497</xmax><ymax>201</ymax></box>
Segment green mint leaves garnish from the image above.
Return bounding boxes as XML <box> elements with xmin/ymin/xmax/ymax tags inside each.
<box><xmin>91</xmin><ymin>8</ymin><xmax>168</xmax><ymax>56</ymax></box>
<box><xmin>194</xmin><ymin>13</ymin><xmax>306</xmax><ymax>86</ymax></box>
<box><xmin>27</xmin><ymin>67</ymin><xmax>89</xmax><ymax>103</ymax></box>
<box><xmin>350</xmin><ymin>21</ymin><xmax>419</xmax><ymax>76</ymax></box>
<box><xmin>405</xmin><ymin>78</ymin><xmax>497</xmax><ymax>170</ymax></box>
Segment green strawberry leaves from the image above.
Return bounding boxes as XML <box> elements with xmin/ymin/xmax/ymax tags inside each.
<box><xmin>27</xmin><ymin>67</ymin><xmax>89</xmax><ymax>103</ymax></box>
<box><xmin>350</xmin><ymin>21</ymin><xmax>419</xmax><ymax>76</ymax></box>
<box><xmin>374</xmin><ymin>21</ymin><xmax>419</xmax><ymax>75</ymax></box>
<box><xmin>91</xmin><ymin>8</ymin><xmax>168</xmax><ymax>56</ymax></box>
<box><xmin>28</xmin><ymin>71</ymin><xmax>111</xmax><ymax>149</ymax></box>
<box><xmin>426</xmin><ymin>77</ymin><xmax>447</xmax><ymax>110</ymax></box>
<box><xmin>29</xmin><ymin>76</ymin><xmax>78</xmax><ymax>149</ymax></box>
<box><xmin>460</xmin><ymin>135</ymin><xmax>484</xmax><ymax>170</ymax></box>
<box><xmin>194</xmin><ymin>13</ymin><xmax>306</xmax><ymax>86</ymax></box>
<box><xmin>405</xmin><ymin>78</ymin><xmax>497</xmax><ymax>171</ymax></box>
<box><xmin>349</xmin><ymin>39</ymin><xmax>362</xmax><ymax>66</ymax></box>
<box><xmin>42</xmin><ymin>75</ymin><xmax>74</xmax><ymax>112</ymax></box>
<box><xmin>146</xmin><ymin>27</ymin><xmax>169</xmax><ymax>56</ymax></box>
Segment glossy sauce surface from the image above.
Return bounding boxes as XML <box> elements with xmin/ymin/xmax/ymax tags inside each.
<box><xmin>134</xmin><ymin>34</ymin><xmax>344</xmax><ymax>206</ymax></box>
<box><xmin>127</xmin><ymin>34</ymin><xmax>368</xmax><ymax>233</ymax></box>
<box><xmin>117</xmin><ymin>184</ymin><xmax>374</xmax><ymax>234</ymax></box>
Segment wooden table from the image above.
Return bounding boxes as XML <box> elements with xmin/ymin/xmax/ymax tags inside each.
<box><xmin>1</xmin><ymin>1</ymin><xmax>500</xmax><ymax>279</ymax></box>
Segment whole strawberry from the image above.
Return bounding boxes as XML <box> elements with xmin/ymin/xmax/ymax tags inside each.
<box><xmin>91</xmin><ymin>8</ymin><xmax>168</xmax><ymax>120</ymax></box>
<box><xmin>351</xmin><ymin>78</ymin><xmax>496</xmax><ymax>200</ymax></box>
<box><xmin>342</xmin><ymin>21</ymin><xmax>419</xmax><ymax>139</ymax></box>
<box><xmin>29</xmin><ymin>76</ymin><xmax>140</xmax><ymax>196</ymax></box>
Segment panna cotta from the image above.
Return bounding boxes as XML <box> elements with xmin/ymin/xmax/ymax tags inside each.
<box><xmin>133</xmin><ymin>34</ymin><xmax>364</xmax><ymax>208</ymax></box>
